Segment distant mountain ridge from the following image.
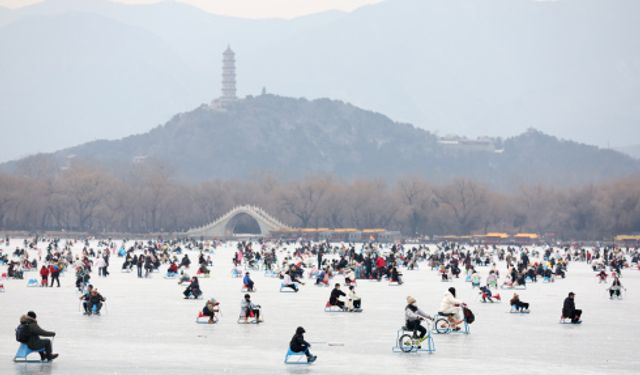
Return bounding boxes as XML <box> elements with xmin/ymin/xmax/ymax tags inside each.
<box><xmin>616</xmin><ymin>145</ymin><xmax>640</xmax><ymax>160</ymax></box>
<box><xmin>3</xmin><ymin>95</ymin><xmax>638</xmax><ymax>189</ymax></box>
<box><xmin>1</xmin><ymin>0</ymin><xmax>639</xmax><ymax>161</ymax></box>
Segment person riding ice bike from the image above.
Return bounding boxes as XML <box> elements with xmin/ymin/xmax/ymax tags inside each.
<box><xmin>404</xmin><ymin>296</ymin><xmax>433</xmax><ymax>343</ymax></box>
<box><xmin>438</xmin><ymin>287</ymin><xmax>465</xmax><ymax>330</ymax></box>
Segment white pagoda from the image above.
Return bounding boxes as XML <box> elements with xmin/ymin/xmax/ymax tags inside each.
<box><xmin>211</xmin><ymin>45</ymin><xmax>237</xmax><ymax>108</ymax></box>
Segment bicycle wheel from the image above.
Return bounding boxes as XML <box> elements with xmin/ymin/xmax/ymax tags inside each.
<box><xmin>398</xmin><ymin>334</ymin><xmax>414</xmax><ymax>352</ymax></box>
<box><xmin>434</xmin><ymin>318</ymin><xmax>451</xmax><ymax>334</ymax></box>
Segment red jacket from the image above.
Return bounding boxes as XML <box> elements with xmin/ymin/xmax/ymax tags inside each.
<box><xmin>40</xmin><ymin>267</ymin><xmax>49</xmax><ymax>277</ymax></box>
<box><xmin>375</xmin><ymin>257</ymin><xmax>386</xmax><ymax>269</ymax></box>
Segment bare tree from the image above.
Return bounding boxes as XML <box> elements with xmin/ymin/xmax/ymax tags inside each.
<box><xmin>433</xmin><ymin>178</ymin><xmax>488</xmax><ymax>234</ymax></box>
<box><xmin>279</xmin><ymin>176</ymin><xmax>332</xmax><ymax>227</ymax></box>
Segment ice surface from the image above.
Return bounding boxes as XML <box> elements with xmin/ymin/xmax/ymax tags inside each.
<box><xmin>1</xmin><ymin>240</ymin><xmax>639</xmax><ymax>375</ymax></box>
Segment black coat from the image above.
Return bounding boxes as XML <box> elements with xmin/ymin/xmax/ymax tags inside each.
<box><xmin>562</xmin><ymin>297</ymin><xmax>575</xmax><ymax>317</ymax></box>
<box><xmin>329</xmin><ymin>288</ymin><xmax>346</xmax><ymax>305</ymax></box>
<box><xmin>19</xmin><ymin>315</ymin><xmax>54</xmax><ymax>349</ymax></box>
<box><xmin>88</xmin><ymin>293</ymin><xmax>106</xmax><ymax>304</ymax></box>
<box><xmin>290</xmin><ymin>333</ymin><xmax>309</xmax><ymax>352</ymax></box>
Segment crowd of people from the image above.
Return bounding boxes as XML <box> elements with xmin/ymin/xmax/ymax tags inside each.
<box><xmin>2</xmin><ymin>235</ymin><xmax>638</xmax><ymax>364</ymax></box>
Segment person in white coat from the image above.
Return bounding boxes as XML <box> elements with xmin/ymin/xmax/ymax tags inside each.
<box><xmin>344</xmin><ymin>268</ymin><xmax>356</xmax><ymax>286</ymax></box>
<box><xmin>282</xmin><ymin>271</ymin><xmax>299</xmax><ymax>292</ymax></box>
<box><xmin>346</xmin><ymin>285</ymin><xmax>361</xmax><ymax>311</ymax></box>
<box><xmin>439</xmin><ymin>287</ymin><xmax>464</xmax><ymax>329</ymax></box>
<box><xmin>95</xmin><ymin>257</ymin><xmax>107</xmax><ymax>277</ymax></box>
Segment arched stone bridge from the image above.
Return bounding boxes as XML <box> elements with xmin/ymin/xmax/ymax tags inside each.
<box><xmin>185</xmin><ymin>205</ymin><xmax>290</xmax><ymax>238</ymax></box>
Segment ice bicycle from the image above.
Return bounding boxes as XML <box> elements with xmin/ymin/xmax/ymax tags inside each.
<box><xmin>433</xmin><ymin>305</ymin><xmax>472</xmax><ymax>335</ymax></box>
<box><xmin>392</xmin><ymin>321</ymin><xmax>436</xmax><ymax>353</ymax></box>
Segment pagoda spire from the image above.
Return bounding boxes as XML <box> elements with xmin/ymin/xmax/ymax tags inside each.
<box><xmin>221</xmin><ymin>45</ymin><xmax>237</xmax><ymax>101</ymax></box>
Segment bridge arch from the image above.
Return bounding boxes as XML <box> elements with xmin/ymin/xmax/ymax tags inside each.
<box><xmin>185</xmin><ymin>205</ymin><xmax>290</xmax><ymax>238</ymax></box>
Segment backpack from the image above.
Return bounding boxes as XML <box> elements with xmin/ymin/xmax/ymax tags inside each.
<box><xmin>463</xmin><ymin>307</ymin><xmax>475</xmax><ymax>324</ymax></box>
<box><xmin>15</xmin><ymin>324</ymin><xmax>30</xmax><ymax>343</ymax></box>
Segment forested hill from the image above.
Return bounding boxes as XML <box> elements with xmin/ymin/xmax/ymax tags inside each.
<box><xmin>3</xmin><ymin>94</ymin><xmax>639</xmax><ymax>188</ymax></box>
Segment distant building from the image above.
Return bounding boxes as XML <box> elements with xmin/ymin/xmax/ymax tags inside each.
<box><xmin>438</xmin><ymin>135</ymin><xmax>503</xmax><ymax>153</ymax></box>
<box><xmin>211</xmin><ymin>45</ymin><xmax>237</xmax><ymax>108</ymax></box>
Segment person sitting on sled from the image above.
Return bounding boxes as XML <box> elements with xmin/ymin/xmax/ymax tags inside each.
<box><xmin>510</xmin><ymin>293</ymin><xmax>529</xmax><ymax>312</ymax></box>
<box><xmin>329</xmin><ymin>283</ymin><xmax>346</xmax><ymax>310</ymax></box>
<box><xmin>389</xmin><ymin>263</ymin><xmax>403</xmax><ymax>285</ymax></box>
<box><xmin>486</xmin><ymin>270</ymin><xmax>498</xmax><ymax>288</ymax></box>
<box><xmin>81</xmin><ymin>287</ymin><xmax>106</xmax><ymax>315</ymax></box>
<box><xmin>243</xmin><ymin>272</ymin><xmax>255</xmax><ymax>292</ymax></box>
<box><xmin>240</xmin><ymin>294</ymin><xmax>261</xmax><ymax>322</ymax></box>
<box><xmin>183</xmin><ymin>277</ymin><xmax>202</xmax><ymax>299</ymax></box>
<box><xmin>562</xmin><ymin>292</ymin><xmax>582</xmax><ymax>324</ymax></box>
<box><xmin>289</xmin><ymin>327</ymin><xmax>317</xmax><ymax>363</ymax></box>
<box><xmin>609</xmin><ymin>275</ymin><xmax>625</xmax><ymax>299</ymax></box>
<box><xmin>346</xmin><ymin>285</ymin><xmax>361</xmax><ymax>311</ymax></box>
<box><xmin>479</xmin><ymin>285</ymin><xmax>499</xmax><ymax>302</ymax></box>
<box><xmin>202</xmin><ymin>298</ymin><xmax>220</xmax><ymax>324</ymax></box>
<box><xmin>315</xmin><ymin>267</ymin><xmax>330</xmax><ymax>286</ymax></box>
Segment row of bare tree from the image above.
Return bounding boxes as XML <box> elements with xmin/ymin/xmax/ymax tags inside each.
<box><xmin>1</xmin><ymin>162</ymin><xmax>639</xmax><ymax>240</ymax></box>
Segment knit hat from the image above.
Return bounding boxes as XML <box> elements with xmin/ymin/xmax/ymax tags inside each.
<box><xmin>27</xmin><ymin>311</ymin><xmax>36</xmax><ymax>319</ymax></box>
<box><xmin>406</xmin><ymin>296</ymin><xmax>416</xmax><ymax>305</ymax></box>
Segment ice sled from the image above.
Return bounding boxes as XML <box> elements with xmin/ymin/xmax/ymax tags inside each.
<box><xmin>195</xmin><ymin>271</ymin><xmax>210</xmax><ymax>278</ymax></box>
<box><xmin>324</xmin><ymin>302</ymin><xmax>345</xmax><ymax>312</ymax></box>
<box><xmin>237</xmin><ymin>310</ymin><xmax>261</xmax><ymax>324</ymax></box>
<box><xmin>241</xmin><ymin>284</ymin><xmax>256</xmax><ymax>293</ymax></box>
<box><xmin>479</xmin><ymin>293</ymin><xmax>501</xmax><ymax>303</ymax></box>
<box><xmin>510</xmin><ymin>305</ymin><xmax>530</xmax><ymax>313</ymax></box>
<box><xmin>324</xmin><ymin>302</ymin><xmax>362</xmax><ymax>313</ymax></box>
<box><xmin>196</xmin><ymin>311</ymin><xmax>218</xmax><ymax>324</ymax></box>
<box><xmin>184</xmin><ymin>291</ymin><xmax>203</xmax><ymax>300</ymax></box>
<box><xmin>559</xmin><ymin>316</ymin><xmax>582</xmax><ymax>324</ymax></box>
<box><xmin>14</xmin><ymin>344</ymin><xmax>46</xmax><ymax>363</ymax></box>
<box><xmin>279</xmin><ymin>283</ymin><xmax>298</xmax><ymax>293</ymax></box>
<box><xmin>284</xmin><ymin>348</ymin><xmax>313</xmax><ymax>364</ymax></box>
<box><xmin>26</xmin><ymin>278</ymin><xmax>38</xmax><ymax>287</ymax></box>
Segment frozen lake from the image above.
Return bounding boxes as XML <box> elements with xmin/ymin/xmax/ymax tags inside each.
<box><xmin>1</xmin><ymin>241</ymin><xmax>639</xmax><ymax>374</ymax></box>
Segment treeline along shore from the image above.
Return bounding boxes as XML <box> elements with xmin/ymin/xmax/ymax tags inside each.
<box><xmin>0</xmin><ymin>162</ymin><xmax>639</xmax><ymax>241</ymax></box>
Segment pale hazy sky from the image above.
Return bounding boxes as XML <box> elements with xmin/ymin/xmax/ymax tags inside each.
<box><xmin>0</xmin><ymin>0</ymin><xmax>381</xmax><ymax>18</ymax></box>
